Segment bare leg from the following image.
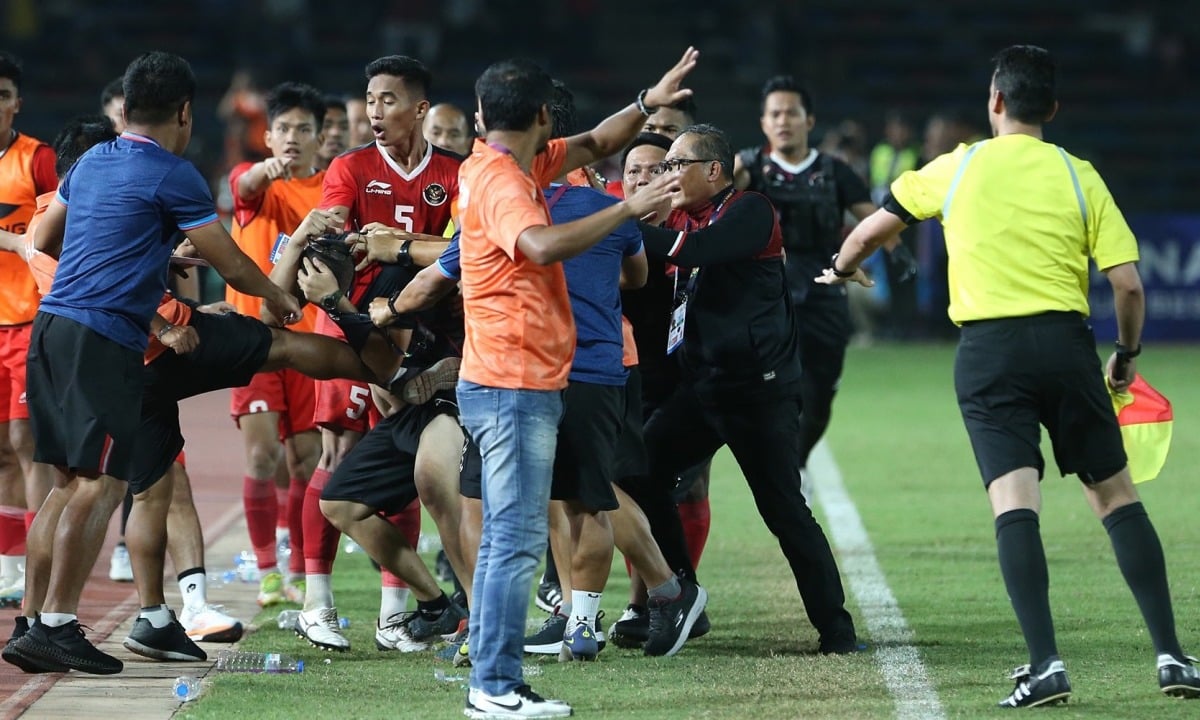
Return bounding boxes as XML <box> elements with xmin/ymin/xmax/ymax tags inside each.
<box><xmin>547</xmin><ymin>500</ymin><xmax>573</xmax><ymax>602</ymax></box>
<box><xmin>165</xmin><ymin>463</ymin><xmax>204</xmax><ymax>572</ymax></box>
<box><xmin>610</xmin><ymin>484</ymin><xmax>674</xmax><ymax>588</ymax></box>
<box><xmin>414</xmin><ymin>415</ymin><xmax>470</xmax><ymax>597</ymax></box>
<box><xmin>320</xmin><ymin>499</ymin><xmax>441</xmax><ymax>600</ymax></box>
<box><xmin>565</xmin><ymin>503</ymin><xmax>614</xmax><ymax>594</ymax></box>
<box><xmin>128</xmin><ymin>472</ymin><xmax>176</xmax><ymax>607</ymax></box>
<box><xmin>42</xmin><ymin>474</ymin><xmax>126</xmax><ymax>614</ymax></box>
<box><xmin>21</xmin><ymin>470</ymin><xmax>74</xmax><ymax>617</ymax></box>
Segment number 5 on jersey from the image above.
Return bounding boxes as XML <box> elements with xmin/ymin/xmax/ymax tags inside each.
<box><xmin>394</xmin><ymin>204</ymin><xmax>415</xmax><ymax>232</ymax></box>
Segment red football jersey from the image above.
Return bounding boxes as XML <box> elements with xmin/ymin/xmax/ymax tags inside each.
<box><xmin>320</xmin><ymin>141</ymin><xmax>460</xmax><ymax>306</ymax></box>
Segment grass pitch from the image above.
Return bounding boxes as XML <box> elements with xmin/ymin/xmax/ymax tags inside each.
<box><xmin>180</xmin><ymin>344</ymin><xmax>1200</xmax><ymax>719</ymax></box>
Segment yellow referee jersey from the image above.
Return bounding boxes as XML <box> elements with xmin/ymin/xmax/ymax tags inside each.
<box><xmin>890</xmin><ymin>133</ymin><xmax>1139</xmax><ymax>324</ymax></box>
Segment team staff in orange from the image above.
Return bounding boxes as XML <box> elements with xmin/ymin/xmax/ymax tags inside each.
<box><xmin>0</xmin><ymin>52</ymin><xmax>57</xmax><ymax>606</ymax></box>
<box><xmin>457</xmin><ymin>49</ymin><xmax>695</xmax><ymax>718</ymax></box>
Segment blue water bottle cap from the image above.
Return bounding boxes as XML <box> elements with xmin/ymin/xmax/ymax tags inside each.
<box><xmin>296</xmin><ymin>660</ymin><xmax>305</xmax><ymax>673</ymax></box>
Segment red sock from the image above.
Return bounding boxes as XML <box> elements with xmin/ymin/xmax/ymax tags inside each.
<box><xmin>24</xmin><ymin>511</ymin><xmax>36</xmax><ymax>535</ymax></box>
<box><xmin>242</xmin><ymin>477</ymin><xmax>278</xmax><ymax>570</ymax></box>
<box><xmin>287</xmin><ymin>477</ymin><xmax>307</xmax><ymax>576</ymax></box>
<box><xmin>678</xmin><ymin>498</ymin><xmax>711</xmax><ymax>570</ymax></box>
<box><xmin>303</xmin><ymin>468</ymin><xmax>339</xmax><ymax>575</ymax></box>
<box><xmin>380</xmin><ymin>500</ymin><xmax>421</xmax><ymax>589</ymax></box>
<box><xmin>275</xmin><ymin>485</ymin><xmax>289</xmax><ymax>530</ymax></box>
<box><xmin>0</xmin><ymin>507</ymin><xmax>25</xmax><ymax>555</ymax></box>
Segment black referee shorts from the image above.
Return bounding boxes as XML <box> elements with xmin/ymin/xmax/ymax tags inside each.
<box><xmin>127</xmin><ymin>310</ymin><xmax>273</xmax><ymax>494</ymax></box>
<box><xmin>954</xmin><ymin>311</ymin><xmax>1127</xmax><ymax>486</ymax></box>
<box><xmin>550</xmin><ymin>380</ymin><xmax>622</xmax><ymax>512</ymax></box>
<box><xmin>26</xmin><ymin>312</ymin><xmax>143</xmax><ymax>481</ymax></box>
<box><xmin>321</xmin><ymin>394</ymin><xmax>463</xmax><ymax>514</ymax></box>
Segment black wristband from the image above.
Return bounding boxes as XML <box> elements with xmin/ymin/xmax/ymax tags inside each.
<box><xmin>387</xmin><ymin>289</ymin><xmax>401</xmax><ymax>316</ymax></box>
<box><xmin>830</xmin><ymin>253</ymin><xmax>856</xmax><ymax>278</ymax></box>
<box><xmin>1115</xmin><ymin>342</ymin><xmax>1142</xmax><ymax>359</ymax></box>
<box><xmin>319</xmin><ymin>290</ymin><xmax>344</xmax><ymax>312</ymax></box>
<box><xmin>396</xmin><ymin>239</ymin><xmax>414</xmax><ymax>267</ymax></box>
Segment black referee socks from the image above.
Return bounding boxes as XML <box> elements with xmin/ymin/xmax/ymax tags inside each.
<box><xmin>1103</xmin><ymin>501</ymin><xmax>1185</xmax><ymax>661</ymax></box>
<box><xmin>995</xmin><ymin>508</ymin><xmax>1058</xmax><ymax>669</ymax></box>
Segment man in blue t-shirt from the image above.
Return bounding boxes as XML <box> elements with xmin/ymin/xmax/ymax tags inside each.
<box><xmin>9</xmin><ymin>52</ymin><xmax>300</xmax><ymax>677</ymax></box>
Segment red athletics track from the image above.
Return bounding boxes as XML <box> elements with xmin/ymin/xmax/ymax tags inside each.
<box><xmin>0</xmin><ymin>390</ymin><xmax>243</xmax><ymax>715</ymax></box>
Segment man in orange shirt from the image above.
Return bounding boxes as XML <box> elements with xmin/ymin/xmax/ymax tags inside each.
<box><xmin>0</xmin><ymin>52</ymin><xmax>57</xmax><ymax>607</ymax></box>
<box><xmin>457</xmin><ymin>50</ymin><xmax>696</xmax><ymax>718</ymax></box>
<box><xmin>228</xmin><ymin>82</ymin><xmax>327</xmax><ymax>607</ymax></box>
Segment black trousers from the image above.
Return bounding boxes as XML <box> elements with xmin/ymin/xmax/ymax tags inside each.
<box><xmin>632</xmin><ymin>382</ymin><xmax>855</xmax><ymax>640</ymax></box>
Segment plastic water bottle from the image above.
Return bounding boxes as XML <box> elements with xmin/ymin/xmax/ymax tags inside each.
<box><xmin>343</xmin><ymin>538</ymin><xmax>362</xmax><ymax>554</ymax></box>
<box><xmin>234</xmin><ymin>551</ymin><xmax>261</xmax><ymax>583</ymax></box>
<box><xmin>172</xmin><ymin>676</ymin><xmax>202</xmax><ymax>702</ymax></box>
<box><xmin>417</xmin><ymin>532</ymin><xmax>442</xmax><ymax>554</ymax></box>
<box><xmin>277</xmin><ymin>609</ymin><xmax>301</xmax><ymax>630</ymax></box>
<box><xmin>215</xmin><ymin>649</ymin><xmax>304</xmax><ymax>674</ymax></box>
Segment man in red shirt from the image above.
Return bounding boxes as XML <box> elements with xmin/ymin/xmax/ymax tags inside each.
<box><xmin>457</xmin><ymin>49</ymin><xmax>696</xmax><ymax>718</ymax></box>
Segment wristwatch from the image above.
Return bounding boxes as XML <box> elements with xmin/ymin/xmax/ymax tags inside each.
<box><xmin>636</xmin><ymin>89</ymin><xmax>657</xmax><ymax>117</ymax></box>
<box><xmin>319</xmin><ymin>289</ymin><xmax>344</xmax><ymax>312</ymax></box>
<box><xmin>396</xmin><ymin>239</ymin><xmax>414</xmax><ymax>267</ymax></box>
<box><xmin>830</xmin><ymin>253</ymin><xmax>856</xmax><ymax>278</ymax></box>
<box><xmin>1115</xmin><ymin>342</ymin><xmax>1142</xmax><ymax>360</ymax></box>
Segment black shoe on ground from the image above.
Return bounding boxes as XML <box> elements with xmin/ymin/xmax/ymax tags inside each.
<box><xmin>610</xmin><ymin>604</ymin><xmax>648</xmax><ymax>649</ymax></box>
<box><xmin>644</xmin><ymin>581</ymin><xmax>707</xmax><ymax>657</ymax></box>
<box><xmin>3</xmin><ymin>616</ymin><xmax>69</xmax><ymax>673</ymax></box>
<box><xmin>1159</xmin><ymin>654</ymin><xmax>1200</xmax><ymax>698</ymax></box>
<box><xmin>819</xmin><ymin>631</ymin><xmax>864</xmax><ymax>655</ymax></box>
<box><xmin>123</xmin><ymin>614</ymin><xmax>207</xmax><ymax>661</ymax></box>
<box><xmin>10</xmin><ymin>620</ymin><xmax>122</xmax><ymax>674</ymax></box>
<box><xmin>689</xmin><ymin>609</ymin><xmax>710</xmax><ymax>639</ymax></box>
<box><xmin>524</xmin><ymin>610</ymin><xmax>568</xmax><ymax>654</ymax></box>
<box><xmin>997</xmin><ymin>660</ymin><xmax>1071</xmax><ymax>708</ymax></box>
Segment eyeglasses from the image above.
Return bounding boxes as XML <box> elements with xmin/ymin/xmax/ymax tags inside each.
<box><xmin>657</xmin><ymin>157</ymin><xmax>719</xmax><ymax>173</ymax></box>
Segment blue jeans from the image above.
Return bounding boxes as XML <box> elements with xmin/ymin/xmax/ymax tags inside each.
<box><xmin>459</xmin><ymin>380</ymin><xmax>563</xmax><ymax>696</ymax></box>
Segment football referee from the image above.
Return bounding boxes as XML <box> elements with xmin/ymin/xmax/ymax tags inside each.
<box><xmin>818</xmin><ymin>45</ymin><xmax>1199</xmax><ymax>708</ymax></box>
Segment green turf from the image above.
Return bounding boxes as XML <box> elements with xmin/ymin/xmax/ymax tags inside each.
<box><xmin>180</xmin><ymin>344</ymin><xmax>1200</xmax><ymax>719</ymax></box>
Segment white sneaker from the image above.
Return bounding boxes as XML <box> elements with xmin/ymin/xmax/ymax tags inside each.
<box><xmin>466</xmin><ymin>685</ymin><xmax>572</xmax><ymax>719</ymax></box>
<box><xmin>108</xmin><ymin>544</ymin><xmax>133</xmax><ymax>582</ymax></box>
<box><xmin>179</xmin><ymin>603</ymin><xmax>244</xmax><ymax>643</ymax></box>
<box><xmin>296</xmin><ymin>606</ymin><xmax>350</xmax><ymax>651</ymax></box>
<box><xmin>374</xmin><ymin>613</ymin><xmax>427</xmax><ymax>652</ymax></box>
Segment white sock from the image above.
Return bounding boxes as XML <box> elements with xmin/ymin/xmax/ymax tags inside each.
<box><xmin>139</xmin><ymin>604</ymin><xmax>172</xmax><ymax>629</ymax></box>
<box><xmin>305</xmin><ymin>573</ymin><xmax>333</xmax><ymax>610</ymax></box>
<box><xmin>179</xmin><ymin>570</ymin><xmax>207</xmax><ymax>609</ymax></box>
<box><xmin>571</xmin><ymin>591</ymin><xmax>602</xmax><ymax>630</ymax></box>
<box><xmin>379</xmin><ymin>587</ymin><xmax>411</xmax><ymax>625</ymax></box>
<box><xmin>39</xmin><ymin>612</ymin><xmax>76</xmax><ymax>627</ymax></box>
<box><xmin>0</xmin><ymin>554</ymin><xmax>23</xmax><ymax>580</ymax></box>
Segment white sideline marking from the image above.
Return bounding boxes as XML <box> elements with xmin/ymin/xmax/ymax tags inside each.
<box><xmin>809</xmin><ymin>439</ymin><xmax>946</xmax><ymax>720</ymax></box>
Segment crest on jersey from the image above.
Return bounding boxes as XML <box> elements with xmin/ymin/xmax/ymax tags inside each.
<box><xmin>423</xmin><ymin>182</ymin><xmax>448</xmax><ymax>206</ymax></box>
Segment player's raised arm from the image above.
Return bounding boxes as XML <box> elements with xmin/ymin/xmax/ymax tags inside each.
<box><xmin>561</xmin><ymin>47</ymin><xmax>698</xmax><ymax>174</ymax></box>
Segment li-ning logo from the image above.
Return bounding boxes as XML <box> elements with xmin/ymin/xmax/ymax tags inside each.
<box><xmin>366</xmin><ymin>179</ymin><xmax>393</xmax><ymax>195</ymax></box>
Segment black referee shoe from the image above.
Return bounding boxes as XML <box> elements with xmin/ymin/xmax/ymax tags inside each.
<box><xmin>10</xmin><ymin>619</ymin><xmax>122</xmax><ymax>674</ymax></box>
<box><xmin>1159</xmin><ymin>654</ymin><xmax>1200</xmax><ymax>698</ymax></box>
<box><xmin>997</xmin><ymin>660</ymin><xmax>1071</xmax><ymax>708</ymax></box>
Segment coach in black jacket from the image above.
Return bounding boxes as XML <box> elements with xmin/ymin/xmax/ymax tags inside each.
<box><xmin>635</xmin><ymin>123</ymin><xmax>858</xmax><ymax>654</ymax></box>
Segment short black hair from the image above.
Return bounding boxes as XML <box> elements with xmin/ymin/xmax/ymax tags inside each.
<box><xmin>760</xmin><ymin>75</ymin><xmax>813</xmax><ymax>115</ymax></box>
<box><xmin>679</xmin><ymin>123</ymin><xmax>734</xmax><ymax>181</ymax></box>
<box><xmin>265</xmin><ymin>82</ymin><xmax>327</xmax><ymax>127</ymax></box>
<box><xmin>323</xmin><ymin>94</ymin><xmax>347</xmax><ymax>114</ymax></box>
<box><xmin>100</xmin><ymin>76</ymin><xmax>124</xmax><ymax>109</ymax></box>
<box><xmin>549</xmin><ymin>80</ymin><xmax>576</xmax><ymax>139</ymax></box>
<box><xmin>365</xmin><ymin>55</ymin><xmax>431</xmax><ymax>99</ymax></box>
<box><xmin>52</xmin><ymin>114</ymin><xmax>117</xmax><ymax>178</ymax></box>
<box><xmin>475</xmin><ymin>59</ymin><xmax>554</xmax><ymax>133</ymax></box>
<box><xmin>0</xmin><ymin>52</ymin><xmax>23</xmax><ymax>91</ymax></box>
<box><xmin>122</xmin><ymin>51</ymin><xmax>196</xmax><ymax>125</ymax></box>
<box><xmin>991</xmin><ymin>45</ymin><xmax>1056</xmax><ymax>124</ymax></box>
<box><xmin>621</xmin><ymin>131</ymin><xmax>673</xmax><ymax>169</ymax></box>
<box><xmin>665</xmin><ymin>96</ymin><xmax>698</xmax><ymax>123</ymax></box>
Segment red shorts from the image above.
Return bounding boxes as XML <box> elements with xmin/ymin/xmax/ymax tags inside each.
<box><xmin>0</xmin><ymin>324</ymin><xmax>31</xmax><ymax>423</ymax></box>
<box><xmin>230</xmin><ymin>368</ymin><xmax>317</xmax><ymax>440</ymax></box>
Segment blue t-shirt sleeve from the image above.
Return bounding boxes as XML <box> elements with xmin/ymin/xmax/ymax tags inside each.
<box><xmin>436</xmin><ymin>232</ymin><xmax>461</xmax><ymax>281</ymax></box>
<box><xmin>56</xmin><ymin>163</ymin><xmax>75</xmax><ymax>206</ymax></box>
<box><xmin>159</xmin><ymin>161</ymin><xmax>219</xmax><ymax>231</ymax></box>
<box><xmin>618</xmin><ymin>220</ymin><xmax>643</xmax><ymax>256</ymax></box>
